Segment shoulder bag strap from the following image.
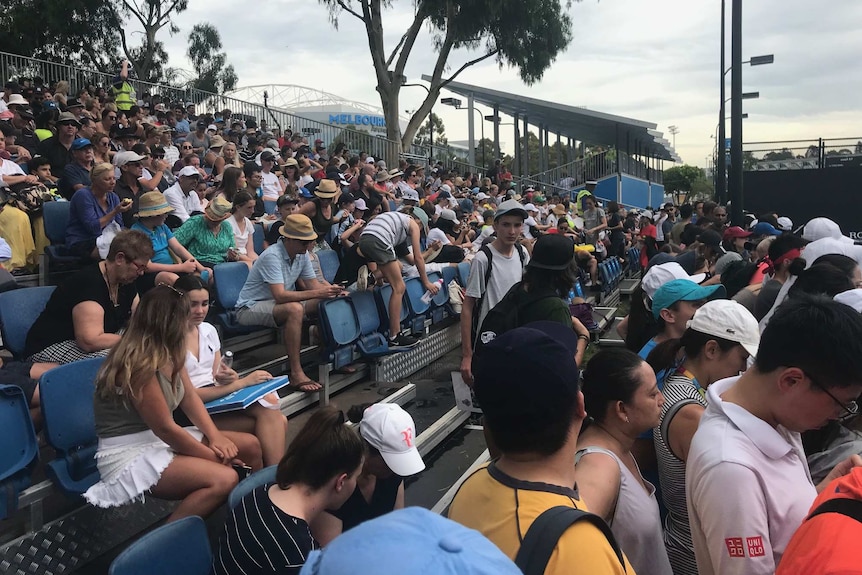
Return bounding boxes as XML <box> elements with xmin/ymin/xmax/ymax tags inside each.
<box><xmin>807</xmin><ymin>497</ymin><xmax>862</xmax><ymax>524</ymax></box>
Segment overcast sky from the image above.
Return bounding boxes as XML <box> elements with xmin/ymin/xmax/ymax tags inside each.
<box><xmin>155</xmin><ymin>0</ymin><xmax>862</xmax><ymax>170</ymax></box>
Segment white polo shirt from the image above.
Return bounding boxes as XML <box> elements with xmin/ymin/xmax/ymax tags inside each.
<box><xmin>686</xmin><ymin>376</ymin><xmax>817</xmax><ymax>575</ymax></box>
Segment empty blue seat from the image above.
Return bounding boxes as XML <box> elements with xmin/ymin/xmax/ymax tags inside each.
<box><xmin>318</xmin><ymin>296</ymin><xmax>360</xmax><ymax>369</ymax></box>
<box><xmin>457</xmin><ymin>261</ymin><xmax>471</xmax><ymax>287</ymax></box>
<box><xmin>228</xmin><ymin>465</ymin><xmax>277</xmax><ymax>509</ymax></box>
<box><xmin>0</xmin><ymin>384</ymin><xmax>38</xmax><ymax>519</ymax></box>
<box><xmin>252</xmin><ymin>222</ymin><xmax>265</xmax><ymax>256</ymax></box>
<box><xmin>40</xmin><ymin>357</ymin><xmax>104</xmax><ymax>495</ymax></box>
<box><xmin>213</xmin><ymin>262</ymin><xmax>259</xmax><ymax>336</ymax></box>
<box><xmin>109</xmin><ymin>516</ymin><xmax>211</xmax><ymax>575</ymax></box>
<box><xmin>404</xmin><ymin>277</ymin><xmax>431</xmax><ymax>333</ymax></box>
<box><xmin>426</xmin><ymin>272</ymin><xmax>450</xmax><ymax>323</ymax></box>
<box><xmin>0</xmin><ymin>286</ymin><xmax>55</xmax><ymax>359</ymax></box>
<box><xmin>41</xmin><ymin>202</ymin><xmax>84</xmax><ymax>282</ymax></box>
<box><xmin>317</xmin><ymin>249</ymin><xmax>340</xmax><ymax>284</ymax></box>
<box><xmin>573</xmin><ymin>278</ymin><xmax>585</xmax><ymax>299</ymax></box>
<box><xmin>352</xmin><ymin>291</ymin><xmax>404</xmax><ymax>357</ymax></box>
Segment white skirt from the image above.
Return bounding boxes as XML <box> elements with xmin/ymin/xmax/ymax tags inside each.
<box><xmin>84</xmin><ymin>427</ymin><xmax>203</xmax><ymax>508</ymax></box>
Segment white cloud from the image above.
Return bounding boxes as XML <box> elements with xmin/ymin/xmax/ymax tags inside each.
<box><xmin>151</xmin><ymin>0</ymin><xmax>862</xmax><ymax>170</ymax></box>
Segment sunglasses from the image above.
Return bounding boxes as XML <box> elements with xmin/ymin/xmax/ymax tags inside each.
<box><xmin>152</xmin><ymin>154</ymin><xmax>165</xmax><ymax>159</ymax></box>
<box><xmin>108</xmin><ymin>115</ymin><xmax>117</xmax><ymax>120</ymax></box>
<box><xmin>182</xmin><ymin>146</ymin><xmax>193</xmax><ymax>150</ymax></box>
<box><xmin>126</xmin><ymin>162</ymin><xmax>142</xmax><ymax>168</ymax></box>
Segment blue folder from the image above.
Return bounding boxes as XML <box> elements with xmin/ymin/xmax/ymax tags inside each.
<box><xmin>204</xmin><ymin>376</ymin><xmax>290</xmax><ymax>414</ymax></box>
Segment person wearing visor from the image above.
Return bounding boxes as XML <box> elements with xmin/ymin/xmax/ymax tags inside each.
<box><xmin>311</xmin><ymin>403</ymin><xmax>425</xmax><ymax>544</ymax></box>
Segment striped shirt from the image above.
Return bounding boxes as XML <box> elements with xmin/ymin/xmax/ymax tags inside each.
<box><xmin>654</xmin><ymin>371</ymin><xmax>707</xmax><ymax>575</ymax></box>
<box><xmin>213</xmin><ymin>483</ymin><xmax>317</xmax><ymax>575</ymax></box>
<box><xmin>361</xmin><ymin>211</ymin><xmax>410</xmax><ymax>249</ymax></box>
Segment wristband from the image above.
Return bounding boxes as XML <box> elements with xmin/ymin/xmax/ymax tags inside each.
<box><xmin>577</xmin><ymin>334</ymin><xmax>590</xmax><ymax>342</ymax></box>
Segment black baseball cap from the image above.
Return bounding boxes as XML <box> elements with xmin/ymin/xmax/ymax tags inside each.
<box><xmin>528</xmin><ymin>235</ymin><xmax>575</xmax><ymax>270</ymax></box>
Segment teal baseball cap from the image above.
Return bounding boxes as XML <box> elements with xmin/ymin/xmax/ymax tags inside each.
<box><xmin>652</xmin><ymin>279</ymin><xmax>726</xmax><ymax>320</ymax></box>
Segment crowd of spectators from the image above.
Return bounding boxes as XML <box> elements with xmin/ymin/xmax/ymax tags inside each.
<box><xmin>6</xmin><ymin>63</ymin><xmax>862</xmax><ymax>575</ymax></box>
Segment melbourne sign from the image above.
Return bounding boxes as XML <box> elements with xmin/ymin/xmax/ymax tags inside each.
<box><xmin>329</xmin><ymin>114</ymin><xmax>386</xmax><ymax>128</ymax></box>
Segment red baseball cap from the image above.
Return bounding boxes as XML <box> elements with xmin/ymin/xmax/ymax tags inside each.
<box><xmin>723</xmin><ymin>226</ymin><xmax>753</xmax><ymax>241</ymax></box>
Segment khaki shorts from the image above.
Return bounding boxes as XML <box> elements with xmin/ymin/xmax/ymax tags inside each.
<box><xmin>236</xmin><ymin>299</ymin><xmax>310</xmax><ymax>327</ymax></box>
<box><xmin>358</xmin><ymin>235</ymin><xmax>411</xmax><ymax>265</ymax></box>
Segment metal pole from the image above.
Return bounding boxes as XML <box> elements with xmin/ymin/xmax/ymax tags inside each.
<box><xmin>729</xmin><ymin>0</ymin><xmax>743</xmax><ymax>225</ymax></box>
<box><xmin>523</xmin><ymin>115</ymin><xmax>530</xmax><ymax>177</ymax></box>
<box><xmin>716</xmin><ymin>0</ymin><xmax>727</xmax><ymax>205</ymax></box>
<box><xmin>467</xmin><ymin>94</ymin><xmax>476</xmax><ymax>167</ymax></box>
<box><xmin>513</xmin><ymin>112</ymin><xmax>520</xmax><ymax>177</ymax></box>
<box><xmin>493</xmin><ymin>104</ymin><xmax>500</xmax><ymax>162</ymax></box>
<box><xmin>428</xmin><ymin>106</ymin><xmax>433</xmax><ymax>167</ymax></box>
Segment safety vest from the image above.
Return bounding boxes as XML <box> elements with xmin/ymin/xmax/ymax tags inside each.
<box><xmin>112</xmin><ymin>81</ymin><xmax>135</xmax><ymax>111</ymax></box>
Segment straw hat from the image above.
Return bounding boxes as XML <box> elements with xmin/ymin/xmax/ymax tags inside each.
<box><xmin>204</xmin><ymin>196</ymin><xmax>232</xmax><ymax>222</ymax></box>
<box><xmin>314</xmin><ymin>179</ymin><xmax>338</xmax><ymax>198</ymax></box>
<box><xmin>209</xmin><ymin>135</ymin><xmax>226</xmax><ymax>148</ymax></box>
<box><xmin>374</xmin><ymin>171</ymin><xmax>391</xmax><ymax>183</ymax></box>
<box><xmin>136</xmin><ymin>191</ymin><xmax>174</xmax><ymax>218</ymax></box>
<box><xmin>552</xmin><ymin>204</ymin><xmax>568</xmax><ymax>216</ymax></box>
<box><xmin>279</xmin><ymin>214</ymin><xmax>317</xmax><ymax>241</ymax></box>
<box><xmin>285</xmin><ymin>157</ymin><xmax>299</xmax><ymax>168</ymax></box>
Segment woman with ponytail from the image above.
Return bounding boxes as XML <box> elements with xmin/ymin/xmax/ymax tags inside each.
<box><xmin>647</xmin><ymin>299</ymin><xmax>760</xmax><ymax>575</ymax></box>
<box><xmin>214</xmin><ymin>406</ymin><xmax>365</xmax><ymax>575</ymax></box>
<box><xmin>574</xmin><ymin>348</ymin><xmax>671</xmax><ymax>575</ymax></box>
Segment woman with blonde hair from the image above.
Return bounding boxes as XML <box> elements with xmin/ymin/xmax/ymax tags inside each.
<box><xmin>92</xmin><ymin>132</ymin><xmax>112</xmax><ymax>164</ymax></box>
<box><xmin>84</xmin><ymin>284</ymin><xmax>262</xmax><ymax>522</ymax></box>
<box><xmin>213</xmin><ymin>141</ymin><xmax>243</xmax><ymax>176</ymax></box>
<box><xmin>53</xmin><ymin>80</ymin><xmax>69</xmax><ymax>107</ymax></box>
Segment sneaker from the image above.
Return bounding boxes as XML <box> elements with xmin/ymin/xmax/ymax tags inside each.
<box><xmin>357</xmin><ymin>265</ymin><xmax>368</xmax><ymax>291</ymax></box>
<box><xmin>388</xmin><ymin>333</ymin><xmax>420</xmax><ymax>349</ymax></box>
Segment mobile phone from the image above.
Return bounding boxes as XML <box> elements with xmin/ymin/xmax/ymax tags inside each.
<box><xmin>232</xmin><ymin>464</ymin><xmax>253</xmax><ymax>480</ymax></box>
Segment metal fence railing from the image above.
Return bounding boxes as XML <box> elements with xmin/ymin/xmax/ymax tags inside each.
<box><xmin>743</xmin><ymin>137</ymin><xmax>862</xmax><ymax>171</ymax></box>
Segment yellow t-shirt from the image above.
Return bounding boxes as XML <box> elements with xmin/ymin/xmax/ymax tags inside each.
<box><xmin>448</xmin><ymin>462</ymin><xmax>634</xmax><ymax>575</ymax></box>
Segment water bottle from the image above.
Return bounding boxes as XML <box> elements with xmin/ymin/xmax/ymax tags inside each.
<box><xmin>421</xmin><ymin>279</ymin><xmax>444</xmax><ymax>304</ymax></box>
<box><xmin>216</xmin><ymin>351</ymin><xmax>234</xmax><ymax>383</ymax></box>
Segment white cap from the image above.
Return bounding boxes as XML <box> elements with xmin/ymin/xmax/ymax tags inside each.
<box><xmin>366</xmin><ymin>156</ymin><xmax>376</xmax><ymax>164</ymax></box>
<box><xmin>835</xmin><ymin>289</ymin><xmax>862</xmax><ymax>313</ymax></box>
<box><xmin>687</xmin><ymin>299</ymin><xmax>760</xmax><ymax>358</ymax></box>
<box><xmin>523</xmin><ymin>203</ymin><xmax>538</xmax><ymax>212</ymax></box>
<box><xmin>207</xmin><ymin>124</ymin><xmax>217</xmax><ymax>132</ymax></box>
<box><xmin>776</xmin><ymin>216</ymin><xmax>793</xmax><ymax>231</ymax></box>
<box><xmin>439</xmin><ymin>184</ymin><xmax>452</xmax><ymax>195</ymax></box>
<box><xmin>354</xmin><ymin>198</ymin><xmax>368</xmax><ymax>211</ymax></box>
<box><xmin>475</xmin><ymin>192</ymin><xmax>490</xmax><ymax>201</ymax></box>
<box><xmin>113</xmin><ymin>151</ymin><xmax>147</xmax><ymax>167</ymax></box>
<box><xmin>642</xmin><ymin>210</ymin><xmax>654</xmax><ymax>220</ymax></box>
<box><xmin>803</xmin><ymin>217</ymin><xmax>843</xmax><ymax>242</ymax></box>
<box><xmin>178</xmin><ymin>165</ymin><xmax>202</xmax><ymax>178</ymax></box>
<box><xmin>359</xmin><ymin>404</ymin><xmax>425</xmax><ymax>476</ymax></box>
<box><xmin>439</xmin><ymin>208</ymin><xmax>458</xmax><ymax>223</ymax></box>
<box><xmin>402</xmin><ymin>188</ymin><xmax>420</xmax><ymax>202</ymax></box>
<box><xmin>642</xmin><ymin>262</ymin><xmax>706</xmax><ymax>298</ymax></box>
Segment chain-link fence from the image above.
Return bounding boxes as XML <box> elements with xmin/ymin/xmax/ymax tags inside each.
<box><xmin>743</xmin><ymin>137</ymin><xmax>862</xmax><ymax>171</ymax></box>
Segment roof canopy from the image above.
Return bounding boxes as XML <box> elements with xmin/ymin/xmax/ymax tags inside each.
<box><xmin>424</xmin><ymin>75</ymin><xmax>680</xmax><ymax>162</ymax></box>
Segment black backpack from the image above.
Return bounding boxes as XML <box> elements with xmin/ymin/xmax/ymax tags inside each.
<box><xmin>473</xmin><ymin>281</ymin><xmax>558</xmax><ymax>356</ymax></box>
<box><xmin>515</xmin><ymin>506</ymin><xmax>627</xmax><ymax>575</ymax></box>
<box><xmin>470</xmin><ymin>243</ymin><xmax>527</xmax><ymax>348</ymax></box>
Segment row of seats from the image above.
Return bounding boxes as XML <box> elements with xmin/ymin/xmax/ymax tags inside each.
<box><xmin>599</xmin><ymin>257</ymin><xmax>624</xmax><ymax>298</ymax></box>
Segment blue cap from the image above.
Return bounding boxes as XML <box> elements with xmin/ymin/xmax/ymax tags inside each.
<box><xmin>70</xmin><ymin>137</ymin><xmax>93</xmax><ymax>151</ymax></box>
<box><xmin>652</xmin><ymin>279</ymin><xmax>726</xmax><ymax>319</ymax></box>
<box><xmin>751</xmin><ymin>222</ymin><xmax>781</xmax><ymax>237</ymax></box>
<box><xmin>299</xmin><ymin>187</ymin><xmax>314</xmax><ymax>199</ymax></box>
<box><xmin>299</xmin><ymin>507</ymin><xmax>521</xmax><ymax>575</ymax></box>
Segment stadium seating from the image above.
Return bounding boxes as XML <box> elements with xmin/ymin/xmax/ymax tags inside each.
<box><xmin>109</xmin><ymin>516</ymin><xmax>212</xmax><ymax>575</ymax></box>
<box><xmin>403</xmin><ymin>277</ymin><xmax>431</xmax><ymax>334</ymax></box>
<box><xmin>374</xmin><ymin>284</ymin><xmax>410</xmax><ymax>339</ymax></box>
<box><xmin>228</xmin><ymin>465</ymin><xmax>277</xmax><ymax>509</ymax></box>
<box><xmin>0</xmin><ymin>286</ymin><xmax>55</xmax><ymax>359</ymax></box>
<box><xmin>317</xmin><ymin>249</ymin><xmax>339</xmax><ymax>284</ymax></box>
<box><xmin>212</xmin><ymin>262</ymin><xmax>260</xmax><ymax>337</ymax></box>
<box><xmin>40</xmin><ymin>358</ymin><xmax>104</xmax><ymax>496</ymax></box>
<box><xmin>40</xmin><ymin>201</ymin><xmax>84</xmax><ymax>285</ymax></box>
<box><xmin>0</xmin><ymin>385</ymin><xmax>39</xmax><ymax>519</ymax></box>
<box><xmin>317</xmin><ymin>296</ymin><xmax>361</xmax><ymax>370</ymax></box>
<box><xmin>352</xmin><ymin>291</ymin><xmax>400</xmax><ymax>357</ymax></box>
<box><xmin>252</xmin><ymin>222</ymin><xmax>265</xmax><ymax>256</ymax></box>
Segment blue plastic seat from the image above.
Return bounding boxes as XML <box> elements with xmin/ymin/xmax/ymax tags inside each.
<box><xmin>0</xmin><ymin>385</ymin><xmax>38</xmax><ymax>519</ymax></box>
<box><xmin>317</xmin><ymin>249</ymin><xmax>340</xmax><ymax>284</ymax></box>
<box><xmin>109</xmin><ymin>516</ymin><xmax>212</xmax><ymax>575</ymax></box>
<box><xmin>404</xmin><ymin>277</ymin><xmax>431</xmax><ymax>333</ymax></box>
<box><xmin>318</xmin><ymin>296</ymin><xmax>361</xmax><ymax>369</ymax></box>
<box><xmin>426</xmin><ymin>272</ymin><xmax>450</xmax><ymax>323</ymax></box>
<box><xmin>252</xmin><ymin>222</ymin><xmax>265</xmax><ymax>256</ymax></box>
<box><xmin>40</xmin><ymin>357</ymin><xmax>105</xmax><ymax>495</ymax></box>
<box><xmin>352</xmin><ymin>291</ymin><xmax>404</xmax><ymax>357</ymax></box>
<box><xmin>42</xmin><ymin>201</ymin><xmax>85</xmax><ymax>270</ymax></box>
<box><xmin>457</xmin><ymin>261</ymin><xmax>471</xmax><ymax>287</ymax></box>
<box><xmin>0</xmin><ymin>286</ymin><xmax>55</xmax><ymax>359</ymax></box>
<box><xmin>374</xmin><ymin>284</ymin><xmax>410</xmax><ymax>338</ymax></box>
<box><xmin>213</xmin><ymin>262</ymin><xmax>260</xmax><ymax>336</ymax></box>
<box><xmin>228</xmin><ymin>465</ymin><xmax>277</xmax><ymax>509</ymax></box>
<box><xmin>573</xmin><ymin>279</ymin><xmax>585</xmax><ymax>299</ymax></box>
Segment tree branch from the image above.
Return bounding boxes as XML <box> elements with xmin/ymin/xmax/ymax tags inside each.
<box><xmin>439</xmin><ymin>49</ymin><xmax>499</xmax><ymax>89</ymax></box>
<box><xmin>335</xmin><ymin>0</ymin><xmax>365</xmax><ymax>22</ymax></box>
<box><xmin>120</xmin><ymin>0</ymin><xmax>147</xmax><ymax>27</ymax></box>
<box><xmin>392</xmin><ymin>0</ymin><xmax>425</xmax><ymax>77</ymax></box>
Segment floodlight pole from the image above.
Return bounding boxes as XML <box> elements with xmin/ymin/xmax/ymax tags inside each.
<box><xmin>729</xmin><ymin>0</ymin><xmax>744</xmax><ymax>225</ymax></box>
<box><xmin>717</xmin><ymin>0</ymin><xmax>727</xmax><ymax>205</ymax></box>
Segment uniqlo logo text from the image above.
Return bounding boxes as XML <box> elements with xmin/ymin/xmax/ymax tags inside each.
<box><xmin>746</xmin><ymin>536</ymin><xmax>765</xmax><ymax>557</ymax></box>
<box><xmin>725</xmin><ymin>537</ymin><xmax>745</xmax><ymax>558</ymax></box>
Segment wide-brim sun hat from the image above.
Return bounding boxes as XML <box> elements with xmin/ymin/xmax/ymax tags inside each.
<box><xmin>136</xmin><ymin>191</ymin><xmax>174</xmax><ymax>217</ymax></box>
<box><xmin>279</xmin><ymin>214</ymin><xmax>317</xmax><ymax>241</ymax></box>
<box><xmin>204</xmin><ymin>196</ymin><xmax>232</xmax><ymax>222</ymax></box>
<box><xmin>314</xmin><ymin>179</ymin><xmax>338</xmax><ymax>199</ymax></box>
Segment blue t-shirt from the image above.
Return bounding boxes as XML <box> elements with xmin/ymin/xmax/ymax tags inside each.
<box><xmin>131</xmin><ymin>221</ymin><xmax>174</xmax><ymax>264</ymax></box>
<box><xmin>59</xmin><ymin>162</ymin><xmax>92</xmax><ymax>200</ymax></box>
<box><xmin>65</xmin><ymin>188</ymin><xmax>124</xmax><ymax>247</ymax></box>
<box><xmin>638</xmin><ymin>337</ymin><xmax>670</xmax><ymax>390</ymax></box>
<box><xmin>236</xmin><ymin>242</ymin><xmax>316</xmax><ymax>309</ymax></box>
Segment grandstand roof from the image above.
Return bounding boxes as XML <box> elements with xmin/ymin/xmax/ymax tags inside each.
<box><xmin>424</xmin><ymin>75</ymin><xmax>681</xmax><ymax>162</ymax></box>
